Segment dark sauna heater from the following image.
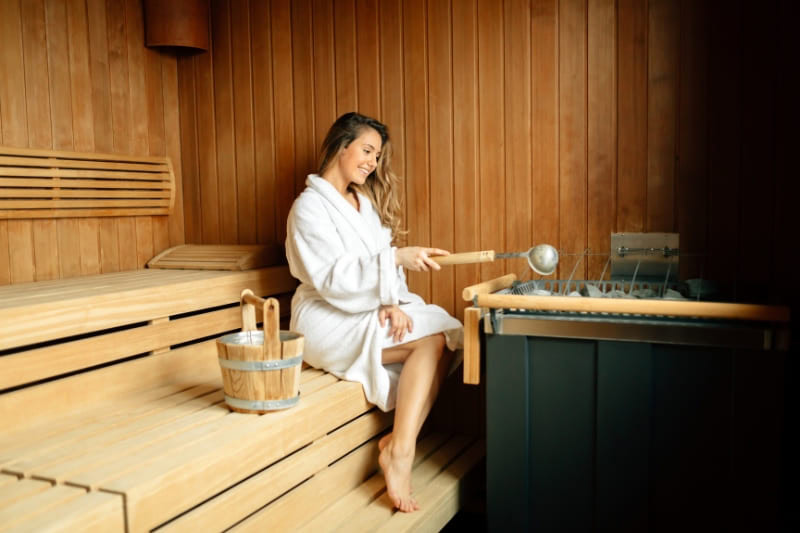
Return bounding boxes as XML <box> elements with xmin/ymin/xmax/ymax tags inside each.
<box><xmin>469</xmin><ymin>233</ymin><xmax>790</xmax><ymax>532</ymax></box>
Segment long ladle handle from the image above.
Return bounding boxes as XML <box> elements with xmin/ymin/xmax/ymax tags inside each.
<box><xmin>432</xmin><ymin>250</ymin><xmax>496</xmax><ymax>266</ymax></box>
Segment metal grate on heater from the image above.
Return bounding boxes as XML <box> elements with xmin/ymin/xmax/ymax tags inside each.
<box><xmin>500</xmin><ymin>279</ymin><xmax>687</xmax><ymax>300</ymax></box>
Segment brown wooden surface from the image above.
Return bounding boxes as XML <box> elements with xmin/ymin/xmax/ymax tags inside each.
<box><xmin>0</xmin><ymin>0</ymin><xmax>182</xmax><ymax>287</ymax></box>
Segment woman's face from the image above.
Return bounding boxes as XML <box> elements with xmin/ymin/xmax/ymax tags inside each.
<box><xmin>336</xmin><ymin>127</ymin><xmax>382</xmax><ymax>186</ymax></box>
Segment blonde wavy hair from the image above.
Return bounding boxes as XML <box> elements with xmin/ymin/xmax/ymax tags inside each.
<box><xmin>318</xmin><ymin>112</ymin><xmax>405</xmax><ymax>243</ymax></box>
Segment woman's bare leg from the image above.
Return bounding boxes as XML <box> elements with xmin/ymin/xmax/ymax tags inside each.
<box><xmin>379</xmin><ymin>346</ymin><xmax>453</xmax><ymax>451</ymax></box>
<box><xmin>379</xmin><ymin>334</ymin><xmax>449</xmax><ymax>512</ymax></box>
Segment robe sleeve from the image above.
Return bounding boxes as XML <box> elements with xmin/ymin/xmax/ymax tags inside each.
<box><xmin>286</xmin><ymin>194</ymin><xmax>402</xmax><ymax>313</ymax></box>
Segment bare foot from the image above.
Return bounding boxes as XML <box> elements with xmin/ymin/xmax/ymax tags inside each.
<box><xmin>378</xmin><ymin>442</ymin><xmax>419</xmax><ymax>513</ymax></box>
<box><xmin>378</xmin><ymin>432</ymin><xmax>392</xmax><ymax>451</ymax></box>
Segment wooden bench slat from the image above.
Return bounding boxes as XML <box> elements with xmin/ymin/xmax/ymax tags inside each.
<box><xmin>0</xmin><ymin>474</ymin><xmax>18</xmax><ymax>488</ymax></box>
<box><xmin>0</xmin><ymin>198</ymin><xmax>171</xmax><ymax>209</ymax></box>
<box><xmin>343</xmin><ymin>435</ymin><xmax>473</xmax><ymax>532</ymax></box>
<box><xmin>377</xmin><ymin>440</ymin><xmax>486</xmax><ymax>533</ymax></box>
<box><xmin>0</xmin><ymin>305</ymin><xmax>242</xmax><ymax>391</ymax></box>
<box><xmin>0</xmin><ymin>267</ymin><xmax>296</xmax><ymax>350</ymax></box>
<box><xmin>0</xmin><ymin>381</ymin><xmax>208</xmax><ymax>457</ymax></box>
<box><xmin>3</xmin><ymin>491</ymin><xmax>124</xmax><ymax>533</ymax></box>
<box><xmin>290</xmin><ymin>432</ymin><xmax>452</xmax><ymax>533</ymax></box>
<box><xmin>0</xmin><ymin>146</ymin><xmax>168</xmax><ymax>164</ymax></box>
<box><xmin>57</xmin><ymin>373</ymin><xmax>338</xmax><ymax>492</ymax></box>
<box><xmin>0</xmin><ymin>189</ymin><xmax>171</xmax><ymax>198</ymax></box>
<box><xmin>0</xmin><ymin>174</ymin><xmax>172</xmax><ymax>185</ymax></box>
<box><xmin>159</xmin><ymin>410</ymin><xmax>392</xmax><ymax>533</ymax></box>
<box><xmin>106</xmin><ymin>380</ymin><xmax>371</xmax><ymax>532</ymax></box>
<box><xmin>0</xmin><ymin>479</ymin><xmax>52</xmax><ymax>510</ymax></box>
<box><xmin>7</xmin><ymin>386</ymin><xmax>223</xmax><ymax>480</ymax></box>
<box><xmin>0</xmin><ymin>155</ymin><xmax>168</xmax><ymax>172</ymax></box>
<box><xmin>0</xmin><ymin>207</ymin><xmax>170</xmax><ymax>219</ymax></box>
<box><xmin>0</xmin><ymin>485</ymin><xmax>85</xmax><ymax>530</ymax></box>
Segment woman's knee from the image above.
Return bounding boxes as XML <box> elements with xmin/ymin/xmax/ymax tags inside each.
<box><xmin>421</xmin><ymin>333</ymin><xmax>446</xmax><ymax>354</ymax></box>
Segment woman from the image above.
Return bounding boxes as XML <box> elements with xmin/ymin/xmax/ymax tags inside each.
<box><xmin>285</xmin><ymin>112</ymin><xmax>463</xmax><ymax>513</ymax></box>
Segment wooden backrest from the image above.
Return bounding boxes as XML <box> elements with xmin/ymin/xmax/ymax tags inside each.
<box><xmin>0</xmin><ymin>146</ymin><xmax>174</xmax><ymax>219</ymax></box>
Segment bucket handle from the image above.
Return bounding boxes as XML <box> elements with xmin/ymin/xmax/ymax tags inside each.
<box><xmin>240</xmin><ymin>289</ymin><xmax>281</xmax><ymax>355</ymax></box>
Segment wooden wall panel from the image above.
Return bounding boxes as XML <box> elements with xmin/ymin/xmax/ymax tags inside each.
<box><xmin>172</xmin><ymin>0</ymin><xmax>792</xmax><ymax>310</ymax></box>
<box><xmin>0</xmin><ymin>0</ymin><xmax>184</xmax><ymax>287</ymax></box>
<box><xmin>428</xmin><ymin>0</ymin><xmax>455</xmax><ymax>315</ymax></box>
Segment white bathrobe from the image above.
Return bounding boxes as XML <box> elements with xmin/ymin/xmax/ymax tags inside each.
<box><xmin>286</xmin><ymin>175</ymin><xmax>463</xmax><ymax>411</ymax></box>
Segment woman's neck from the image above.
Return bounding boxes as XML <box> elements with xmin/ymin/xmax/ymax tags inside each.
<box><xmin>321</xmin><ymin>169</ymin><xmax>350</xmax><ymax>197</ymax></box>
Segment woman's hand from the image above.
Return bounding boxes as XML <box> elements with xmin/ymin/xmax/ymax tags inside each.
<box><xmin>379</xmin><ymin>305</ymin><xmax>413</xmax><ymax>343</ymax></box>
<box><xmin>395</xmin><ymin>247</ymin><xmax>450</xmax><ymax>272</ymax></box>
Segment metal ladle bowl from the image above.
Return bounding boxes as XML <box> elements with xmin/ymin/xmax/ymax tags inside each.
<box><xmin>433</xmin><ymin>243</ymin><xmax>560</xmax><ymax>275</ymax></box>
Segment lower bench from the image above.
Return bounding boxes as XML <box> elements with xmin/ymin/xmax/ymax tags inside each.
<box><xmin>0</xmin><ymin>268</ymin><xmax>483</xmax><ymax>532</ymax></box>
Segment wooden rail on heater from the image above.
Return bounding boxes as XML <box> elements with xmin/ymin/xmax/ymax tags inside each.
<box><xmin>0</xmin><ymin>146</ymin><xmax>175</xmax><ymax>219</ymax></box>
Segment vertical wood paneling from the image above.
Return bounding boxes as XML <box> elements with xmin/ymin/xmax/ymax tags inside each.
<box><xmin>178</xmin><ymin>56</ymin><xmax>201</xmax><ymax>244</ymax></box>
<box><xmin>452</xmin><ymin>0</ymin><xmax>479</xmax><ymax>320</ymax></box>
<box><xmin>356</xmin><ymin>0</ymin><xmax>381</xmax><ymax>118</ymax></box>
<box><xmin>251</xmin><ymin>0</ymin><xmax>277</xmax><ymax>244</ymax></box>
<box><xmin>86</xmin><ymin>0</ymin><xmax>111</xmax><ymax>153</ymax></box>
<box><xmin>231</xmin><ymin>0</ymin><xmax>257</xmax><ymax>243</ymax></box>
<box><xmin>196</xmin><ymin>36</ymin><xmax>221</xmax><ymax>243</ymax></box>
<box><xmin>676</xmin><ymin>0</ymin><xmax>708</xmax><ymax>280</ymax></box>
<box><xmin>428</xmin><ymin>0</ymin><xmax>454</xmax><ymax>315</ymax></box>
<box><xmin>21</xmin><ymin>0</ymin><xmax>52</xmax><ymax>149</ymax></box>
<box><xmin>272</xmin><ymin>0</ymin><xmax>296</xmax><ymax>244</ymax></box>
<box><xmin>403</xmin><ymin>0</ymin><xmax>430</xmax><ymax>300</ymax></box>
<box><xmin>0</xmin><ymin>0</ymin><xmax>29</xmax><ymax>148</ymax></box>
<box><xmin>162</xmin><ymin>55</ymin><xmax>185</xmax><ymax>247</ymax></box>
<box><xmin>587</xmin><ymin>0</ymin><xmax>616</xmax><ymax>280</ymax></box>
<box><xmin>211</xmin><ymin>0</ymin><xmax>238</xmax><ymax>243</ymax></box>
<box><xmin>477</xmin><ymin>0</ymin><xmax>505</xmax><ymax>283</ymax></box>
<box><xmin>646</xmin><ymin>0</ymin><xmax>678</xmax><ymax>232</ymax></box>
<box><xmin>558</xmin><ymin>0</ymin><xmax>587</xmax><ymax>279</ymax></box>
<box><xmin>0</xmin><ymin>0</ymin><xmax>180</xmax><ymax>286</ymax></box>
<box><xmin>291</xmin><ymin>0</ymin><xmax>315</xmax><ymax>197</ymax></box>
<box><xmin>125</xmin><ymin>0</ymin><xmax>148</xmax><ymax>155</ymax></box>
<box><xmin>617</xmin><ymin>0</ymin><xmax>648</xmax><ymax>233</ymax></box>
<box><xmin>334</xmin><ymin>0</ymin><xmax>358</xmax><ymax>114</ymax></box>
<box><xmin>45</xmin><ymin>0</ymin><xmax>74</xmax><ymax>150</ymax></box>
<box><xmin>379</xmin><ymin>0</ymin><xmax>406</xmax><ymax>224</ymax></box>
<box><xmin>312</xmin><ymin>0</ymin><xmax>336</xmax><ymax>156</ymax></box>
<box><xmin>504</xmin><ymin>0</ymin><xmax>532</xmax><ymax>279</ymax></box>
<box><xmin>531</xmin><ymin>0</ymin><xmax>559</xmax><ymax>278</ymax></box>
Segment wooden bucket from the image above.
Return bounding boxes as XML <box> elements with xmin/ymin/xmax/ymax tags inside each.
<box><xmin>216</xmin><ymin>289</ymin><xmax>304</xmax><ymax>413</ymax></box>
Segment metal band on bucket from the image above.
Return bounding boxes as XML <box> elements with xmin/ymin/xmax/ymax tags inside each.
<box><xmin>224</xmin><ymin>394</ymin><xmax>300</xmax><ymax>411</ymax></box>
<box><xmin>217</xmin><ymin>354</ymin><xmax>303</xmax><ymax>371</ymax></box>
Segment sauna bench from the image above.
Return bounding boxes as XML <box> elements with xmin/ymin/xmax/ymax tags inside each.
<box><xmin>0</xmin><ymin>268</ymin><xmax>482</xmax><ymax>532</ymax></box>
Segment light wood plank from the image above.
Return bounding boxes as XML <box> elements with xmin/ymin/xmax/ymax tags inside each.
<box><xmin>231</xmin><ymin>0</ymin><xmax>257</xmax><ymax>244</ymax></box>
<box><xmin>250</xmin><ymin>0</ymin><xmax>277</xmax><ymax>244</ymax></box>
<box><xmin>0</xmin><ymin>485</ymin><xmax>84</xmax><ymax>530</ymax></box>
<box><xmin>403</xmin><ymin>0</ymin><xmax>431</xmax><ymax>301</ymax></box>
<box><xmin>646</xmin><ymin>0</ymin><xmax>679</xmax><ymax>232</ymax></box>
<box><xmin>558</xmin><ymin>0</ymin><xmax>588</xmax><ymax>280</ymax></box>
<box><xmin>377</xmin><ymin>440</ymin><xmax>485</xmax><ymax>533</ymax></box>
<box><xmin>428</xmin><ymin>0</ymin><xmax>455</xmax><ymax>317</ymax></box>
<box><xmin>194</xmin><ymin>26</ymin><xmax>221</xmax><ymax>244</ymax></box>
<box><xmin>7</xmin><ymin>220</ymin><xmax>35</xmax><ymax>283</ymax></box>
<box><xmin>211</xmin><ymin>0</ymin><xmax>238</xmax><ymax>244</ymax></box>
<box><xmin>587</xmin><ymin>0</ymin><xmax>616</xmax><ymax>280</ymax></box>
<box><xmin>3</xmin><ymin>491</ymin><xmax>124</xmax><ymax>533</ymax></box>
<box><xmin>108</xmin><ymin>380</ymin><xmax>373</xmax><ymax>532</ymax></box>
<box><xmin>290</xmin><ymin>0</ymin><xmax>314</xmax><ymax>198</ymax></box>
<box><xmin>125</xmin><ymin>0</ymin><xmax>148</xmax><ymax>155</ymax></box>
<box><xmin>271</xmin><ymin>0</ymin><xmax>295</xmax><ymax>244</ymax></box>
<box><xmin>617</xmin><ymin>0</ymin><xmax>648</xmax><ymax>232</ymax></box>
<box><xmin>531</xmin><ymin>0</ymin><xmax>560</xmax><ymax>278</ymax></box>
<box><xmin>162</xmin><ymin>56</ymin><xmax>185</xmax><ymax>247</ymax></box>
<box><xmin>452</xmin><ymin>0</ymin><xmax>480</xmax><ymax>322</ymax></box>
<box><xmin>21</xmin><ymin>0</ymin><xmax>52</xmax><ymax>150</ymax></box>
<box><xmin>477</xmin><ymin>0</ymin><xmax>505</xmax><ymax>283</ymax></box>
<box><xmin>161</xmin><ymin>410</ymin><xmax>391</xmax><ymax>532</ymax></box>
<box><xmin>0</xmin><ymin>479</ymin><xmax>52</xmax><ymax>511</ymax></box>
<box><xmin>0</xmin><ymin>0</ymin><xmax>28</xmax><ymax>148</ymax></box>
<box><xmin>85</xmin><ymin>0</ymin><xmax>112</xmax><ymax>153</ymax></box>
<box><xmin>44</xmin><ymin>0</ymin><xmax>74</xmax><ymax>151</ymax></box>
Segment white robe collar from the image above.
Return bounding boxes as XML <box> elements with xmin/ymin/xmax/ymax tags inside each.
<box><xmin>306</xmin><ymin>174</ymin><xmax>379</xmax><ymax>254</ymax></box>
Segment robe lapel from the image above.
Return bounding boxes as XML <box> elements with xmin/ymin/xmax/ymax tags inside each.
<box><xmin>306</xmin><ymin>175</ymin><xmax>379</xmax><ymax>254</ymax></box>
